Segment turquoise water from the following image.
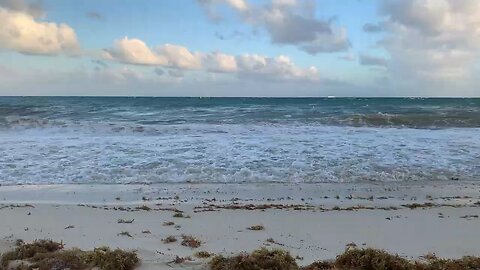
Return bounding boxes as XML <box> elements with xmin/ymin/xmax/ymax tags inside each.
<box><xmin>0</xmin><ymin>97</ymin><xmax>479</xmax><ymax>184</ymax></box>
<box><xmin>1</xmin><ymin>97</ymin><xmax>480</xmax><ymax>128</ymax></box>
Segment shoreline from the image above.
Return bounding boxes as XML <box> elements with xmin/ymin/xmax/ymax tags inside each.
<box><xmin>1</xmin><ymin>182</ymin><xmax>480</xmax><ymax>269</ymax></box>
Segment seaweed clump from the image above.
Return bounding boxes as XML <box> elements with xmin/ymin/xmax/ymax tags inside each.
<box><xmin>82</xmin><ymin>246</ymin><xmax>139</xmax><ymax>270</ymax></box>
<box><xmin>162</xmin><ymin>236</ymin><xmax>177</xmax><ymax>244</ymax></box>
<box><xmin>334</xmin><ymin>248</ymin><xmax>413</xmax><ymax>270</ymax></box>
<box><xmin>210</xmin><ymin>248</ymin><xmax>298</xmax><ymax>270</ymax></box>
<box><xmin>300</xmin><ymin>261</ymin><xmax>334</xmax><ymax>270</ymax></box>
<box><xmin>209</xmin><ymin>247</ymin><xmax>480</xmax><ymax>270</ymax></box>
<box><xmin>195</xmin><ymin>251</ymin><xmax>213</xmax><ymax>258</ymax></box>
<box><xmin>247</xmin><ymin>225</ymin><xmax>265</xmax><ymax>231</ymax></box>
<box><xmin>181</xmin><ymin>235</ymin><xmax>202</xmax><ymax>248</ymax></box>
<box><xmin>419</xmin><ymin>255</ymin><xmax>480</xmax><ymax>270</ymax></box>
<box><xmin>0</xmin><ymin>240</ymin><xmax>139</xmax><ymax>270</ymax></box>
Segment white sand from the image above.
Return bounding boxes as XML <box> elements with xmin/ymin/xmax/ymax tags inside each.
<box><xmin>1</xmin><ymin>182</ymin><xmax>480</xmax><ymax>269</ymax></box>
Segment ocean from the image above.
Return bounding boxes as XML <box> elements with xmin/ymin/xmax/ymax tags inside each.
<box><xmin>0</xmin><ymin>97</ymin><xmax>479</xmax><ymax>185</ymax></box>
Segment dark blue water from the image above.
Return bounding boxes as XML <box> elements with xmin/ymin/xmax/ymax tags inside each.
<box><xmin>1</xmin><ymin>97</ymin><xmax>479</xmax><ymax>129</ymax></box>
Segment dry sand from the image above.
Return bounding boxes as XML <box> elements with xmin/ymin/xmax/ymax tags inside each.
<box><xmin>1</xmin><ymin>182</ymin><xmax>480</xmax><ymax>269</ymax></box>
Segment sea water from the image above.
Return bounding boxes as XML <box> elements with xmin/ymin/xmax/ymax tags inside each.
<box><xmin>0</xmin><ymin>97</ymin><xmax>479</xmax><ymax>185</ymax></box>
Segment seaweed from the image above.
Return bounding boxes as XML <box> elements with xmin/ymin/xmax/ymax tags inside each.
<box><xmin>208</xmin><ymin>247</ymin><xmax>480</xmax><ymax>270</ymax></box>
<box><xmin>247</xmin><ymin>225</ymin><xmax>265</xmax><ymax>231</ymax></box>
<box><xmin>181</xmin><ymin>235</ymin><xmax>202</xmax><ymax>248</ymax></box>
<box><xmin>195</xmin><ymin>251</ymin><xmax>213</xmax><ymax>258</ymax></box>
<box><xmin>135</xmin><ymin>205</ymin><xmax>151</xmax><ymax>211</ymax></box>
<box><xmin>117</xmin><ymin>219</ymin><xmax>135</xmax><ymax>224</ymax></box>
<box><xmin>0</xmin><ymin>240</ymin><xmax>138</xmax><ymax>270</ymax></box>
<box><xmin>162</xmin><ymin>236</ymin><xmax>177</xmax><ymax>244</ymax></box>
<box><xmin>209</xmin><ymin>248</ymin><xmax>298</xmax><ymax>270</ymax></box>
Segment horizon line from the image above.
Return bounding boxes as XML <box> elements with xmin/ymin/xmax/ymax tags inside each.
<box><xmin>1</xmin><ymin>96</ymin><xmax>480</xmax><ymax>99</ymax></box>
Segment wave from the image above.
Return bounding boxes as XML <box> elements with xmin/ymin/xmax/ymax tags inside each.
<box><xmin>1</xmin><ymin>114</ymin><xmax>479</xmax><ymax>134</ymax></box>
<box><xmin>320</xmin><ymin>113</ymin><xmax>480</xmax><ymax>128</ymax></box>
<box><xmin>1</xmin><ymin>97</ymin><xmax>480</xmax><ymax>131</ymax></box>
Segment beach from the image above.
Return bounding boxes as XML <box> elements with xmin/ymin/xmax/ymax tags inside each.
<box><xmin>1</xmin><ymin>0</ymin><xmax>480</xmax><ymax>266</ymax></box>
<box><xmin>2</xmin><ymin>181</ymin><xmax>480</xmax><ymax>269</ymax></box>
<box><xmin>1</xmin><ymin>97</ymin><xmax>480</xmax><ymax>268</ymax></box>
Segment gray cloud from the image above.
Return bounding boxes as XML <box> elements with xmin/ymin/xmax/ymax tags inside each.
<box><xmin>214</xmin><ymin>31</ymin><xmax>225</xmax><ymax>40</ymax></box>
<box><xmin>198</xmin><ymin>0</ymin><xmax>226</xmax><ymax>23</ymax></box>
<box><xmin>92</xmin><ymin>59</ymin><xmax>108</xmax><ymax>68</ymax></box>
<box><xmin>199</xmin><ymin>0</ymin><xmax>350</xmax><ymax>55</ymax></box>
<box><xmin>338</xmin><ymin>53</ymin><xmax>356</xmax><ymax>61</ymax></box>
<box><xmin>363</xmin><ymin>23</ymin><xmax>383</xmax><ymax>33</ymax></box>
<box><xmin>264</xmin><ymin>13</ymin><xmax>331</xmax><ymax>44</ymax></box>
<box><xmin>0</xmin><ymin>0</ymin><xmax>43</xmax><ymax>18</ymax></box>
<box><xmin>86</xmin><ymin>11</ymin><xmax>104</xmax><ymax>21</ymax></box>
<box><xmin>366</xmin><ymin>0</ymin><xmax>480</xmax><ymax>95</ymax></box>
<box><xmin>359</xmin><ymin>54</ymin><xmax>388</xmax><ymax>67</ymax></box>
<box><xmin>168</xmin><ymin>69</ymin><xmax>184</xmax><ymax>78</ymax></box>
<box><xmin>214</xmin><ymin>30</ymin><xmax>255</xmax><ymax>41</ymax></box>
<box><xmin>154</xmin><ymin>68</ymin><xmax>165</xmax><ymax>76</ymax></box>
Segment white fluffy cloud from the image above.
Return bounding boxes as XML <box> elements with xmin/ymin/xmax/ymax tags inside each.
<box><xmin>236</xmin><ymin>54</ymin><xmax>318</xmax><ymax>80</ymax></box>
<box><xmin>158</xmin><ymin>44</ymin><xmax>203</xmax><ymax>70</ymax></box>
<box><xmin>372</xmin><ymin>0</ymin><xmax>480</xmax><ymax>89</ymax></box>
<box><xmin>103</xmin><ymin>38</ymin><xmax>203</xmax><ymax>70</ymax></box>
<box><xmin>0</xmin><ymin>6</ymin><xmax>79</xmax><ymax>55</ymax></box>
<box><xmin>103</xmin><ymin>38</ymin><xmax>167</xmax><ymax>65</ymax></box>
<box><xmin>199</xmin><ymin>0</ymin><xmax>350</xmax><ymax>55</ymax></box>
<box><xmin>226</xmin><ymin>0</ymin><xmax>248</xmax><ymax>11</ymax></box>
<box><xmin>204</xmin><ymin>52</ymin><xmax>238</xmax><ymax>72</ymax></box>
<box><xmin>103</xmin><ymin>37</ymin><xmax>318</xmax><ymax>81</ymax></box>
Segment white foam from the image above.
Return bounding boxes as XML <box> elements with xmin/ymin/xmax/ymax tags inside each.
<box><xmin>0</xmin><ymin>124</ymin><xmax>479</xmax><ymax>184</ymax></box>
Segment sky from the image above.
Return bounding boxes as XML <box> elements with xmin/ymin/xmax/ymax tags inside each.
<box><xmin>0</xmin><ymin>0</ymin><xmax>479</xmax><ymax>97</ymax></box>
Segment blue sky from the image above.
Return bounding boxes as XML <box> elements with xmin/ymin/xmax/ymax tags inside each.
<box><xmin>0</xmin><ymin>0</ymin><xmax>479</xmax><ymax>96</ymax></box>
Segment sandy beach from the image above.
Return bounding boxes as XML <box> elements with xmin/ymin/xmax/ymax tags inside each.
<box><xmin>2</xmin><ymin>0</ymin><xmax>480</xmax><ymax>267</ymax></box>
<box><xmin>1</xmin><ymin>181</ymin><xmax>480</xmax><ymax>269</ymax></box>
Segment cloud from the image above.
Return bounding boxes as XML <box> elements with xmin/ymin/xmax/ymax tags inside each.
<box><xmin>199</xmin><ymin>0</ymin><xmax>249</xmax><ymax>22</ymax></box>
<box><xmin>359</xmin><ymin>54</ymin><xmax>388</xmax><ymax>67</ymax></box>
<box><xmin>226</xmin><ymin>0</ymin><xmax>248</xmax><ymax>11</ymax></box>
<box><xmin>204</xmin><ymin>52</ymin><xmax>238</xmax><ymax>72</ymax></box>
<box><xmin>103</xmin><ymin>38</ymin><xmax>203</xmax><ymax>69</ymax></box>
<box><xmin>159</xmin><ymin>44</ymin><xmax>203</xmax><ymax>70</ymax></box>
<box><xmin>198</xmin><ymin>0</ymin><xmax>225</xmax><ymax>22</ymax></box>
<box><xmin>338</xmin><ymin>52</ymin><xmax>356</xmax><ymax>61</ymax></box>
<box><xmin>0</xmin><ymin>5</ymin><xmax>80</xmax><ymax>56</ymax></box>
<box><xmin>103</xmin><ymin>37</ymin><xmax>318</xmax><ymax>81</ymax></box>
<box><xmin>86</xmin><ymin>11</ymin><xmax>104</xmax><ymax>21</ymax></box>
<box><xmin>91</xmin><ymin>59</ymin><xmax>108</xmax><ymax>71</ymax></box>
<box><xmin>154</xmin><ymin>67</ymin><xmax>164</xmax><ymax>76</ymax></box>
<box><xmin>0</xmin><ymin>0</ymin><xmax>43</xmax><ymax>18</ymax></box>
<box><xmin>103</xmin><ymin>38</ymin><xmax>167</xmax><ymax>65</ymax></box>
<box><xmin>198</xmin><ymin>0</ymin><xmax>350</xmax><ymax>54</ymax></box>
<box><xmin>236</xmin><ymin>54</ymin><xmax>318</xmax><ymax>81</ymax></box>
<box><xmin>98</xmin><ymin>66</ymin><xmax>144</xmax><ymax>83</ymax></box>
<box><xmin>168</xmin><ymin>69</ymin><xmax>184</xmax><ymax>78</ymax></box>
<box><xmin>214</xmin><ymin>30</ymin><xmax>255</xmax><ymax>41</ymax></box>
<box><xmin>363</xmin><ymin>23</ymin><xmax>384</xmax><ymax>33</ymax></box>
<box><xmin>0</xmin><ymin>64</ymin><xmax>342</xmax><ymax>97</ymax></box>
<box><xmin>367</xmin><ymin>0</ymin><xmax>480</xmax><ymax>94</ymax></box>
